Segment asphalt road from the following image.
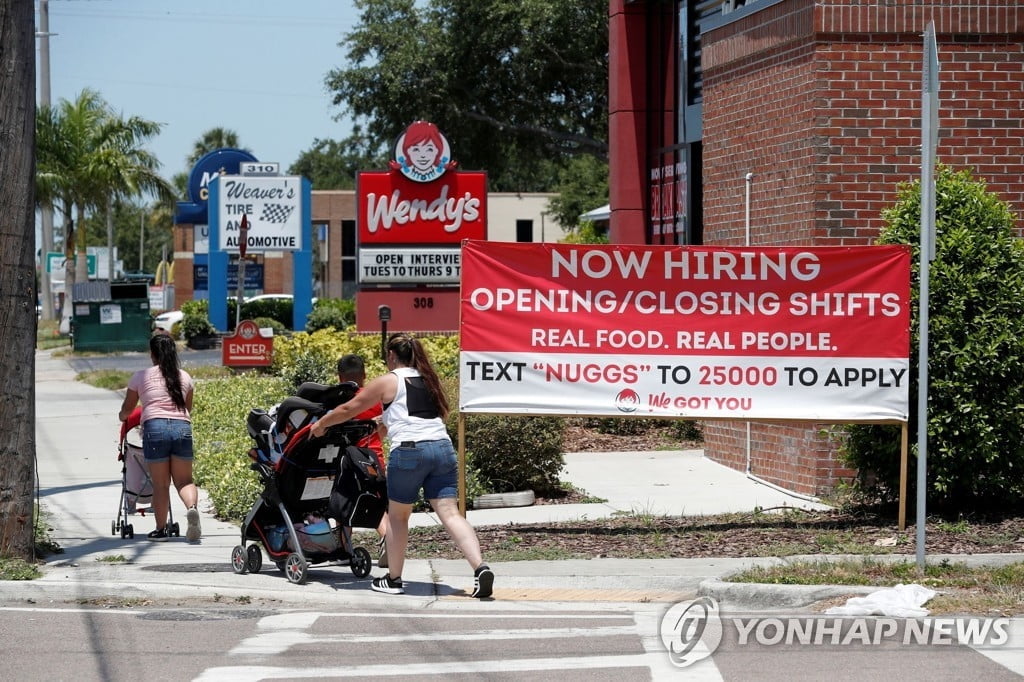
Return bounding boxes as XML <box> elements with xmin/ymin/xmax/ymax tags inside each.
<box><xmin>3</xmin><ymin>602</ymin><xmax>1019</xmax><ymax>681</ymax></box>
<box><xmin>65</xmin><ymin>348</ymin><xmax>223</xmax><ymax>374</ymax></box>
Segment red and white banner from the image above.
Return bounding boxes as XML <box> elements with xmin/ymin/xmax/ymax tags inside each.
<box><xmin>459</xmin><ymin>242</ymin><xmax>911</xmax><ymax>421</ymax></box>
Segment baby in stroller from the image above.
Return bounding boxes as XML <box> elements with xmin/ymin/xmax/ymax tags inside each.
<box><xmin>112</xmin><ymin>407</ymin><xmax>177</xmax><ymax>539</ymax></box>
<box><xmin>230</xmin><ymin>381</ymin><xmax>387</xmax><ymax>585</ymax></box>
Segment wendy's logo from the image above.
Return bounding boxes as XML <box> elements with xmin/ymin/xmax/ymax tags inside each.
<box><xmin>389</xmin><ymin>120</ymin><xmax>457</xmax><ymax>183</ymax></box>
<box><xmin>615</xmin><ymin>388</ymin><xmax>640</xmax><ymax>413</ymax></box>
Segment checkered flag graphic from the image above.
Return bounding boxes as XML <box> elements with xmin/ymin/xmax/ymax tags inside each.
<box><xmin>261</xmin><ymin>203</ymin><xmax>294</xmax><ymax>224</ymax></box>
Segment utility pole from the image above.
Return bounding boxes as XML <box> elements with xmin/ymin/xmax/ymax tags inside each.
<box><xmin>37</xmin><ymin>0</ymin><xmax>56</xmax><ymax>319</ymax></box>
<box><xmin>139</xmin><ymin>210</ymin><xmax>144</xmax><ymax>270</ymax></box>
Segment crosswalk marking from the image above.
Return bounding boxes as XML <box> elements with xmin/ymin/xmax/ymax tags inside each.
<box><xmin>198</xmin><ymin>653</ymin><xmax>685</xmax><ymax>680</ymax></box>
<box><xmin>231</xmin><ymin>625</ymin><xmax>639</xmax><ymax>656</ymax></box>
<box><xmin>216</xmin><ymin>607</ymin><xmax>721</xmax><ymax>680</ymax></box>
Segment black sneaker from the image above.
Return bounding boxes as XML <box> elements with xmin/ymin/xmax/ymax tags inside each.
<box><xmin>147</xmin><ymin>528</ymin><xmax>169</xmax><ymax>542</ymax></box>
<box><xmin>472</xmin><ymin>564</ymin><xmax>494</xmax><ymax>599</ymax></box>
<box><xmin>371</xmin><ymin>574</ymin><xmax>404</xmax><ymax>595</ymax></box>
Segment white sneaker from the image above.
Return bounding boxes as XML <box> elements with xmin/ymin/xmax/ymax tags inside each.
<box><xmin>186</xmin><ymin>507</ymin><xmax>201</xmax><ymax>543</ymax></box>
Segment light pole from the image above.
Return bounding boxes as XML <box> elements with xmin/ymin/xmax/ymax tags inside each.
<box><xmin>37</xmin><ymin>0</ymin><xmax>56</xmax><ymax>319</ymax></box>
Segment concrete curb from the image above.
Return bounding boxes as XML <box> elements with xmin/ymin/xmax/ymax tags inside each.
<box><xmin>698</xmin><ymin>578</ymin><xmax>876</xmax><ymax>611</ymax></box>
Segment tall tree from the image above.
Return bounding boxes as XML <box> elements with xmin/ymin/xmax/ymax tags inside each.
<box><xmin>36</xmin><ymin>90</ymin><xmax>171</xmax><ymax>326</ymax></box>
<box><xmin>289</xmin><ymin>130</ymin><xmax>388</xmax><ymax>189</ymax></box>
<box><xmin>0</xmin><ymin>0</ymin><xmax>37</xmax><ymax>560</ymax></box>
<box><xmin>94</xmin><ymin>114</ymin><xmax>175</xmax><ymax>280</ymax></box>
<box><xmin>325</xmin><ymin>0</ymin><xmax>608</xmax><ymax>192</ymax></box>
<box><xmin>187</xmin><ymin>127</ymin><xmax>246</xmax><ymax>166</ymax></box>
<box><xmin>547</xmin><ymin>155</ymin><xmax>610</xmax><ymax>231</ymax></box>
<box><xmin>79</xmin><ymin>200</ymin><xmax>173</xmax><ymax>275</ymax></box>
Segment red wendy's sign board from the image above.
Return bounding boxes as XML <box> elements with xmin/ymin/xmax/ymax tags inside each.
<box><xmin>222</xmin><ymin>319</ymin><xmax>273</xmax><ymax>367</ymax></box>
<box><xmin>355</xmin><ymin>289</ymin><xmax>460</xmax><ymax>333</ymax></box>
<box><xmin>458</xmin><ymin>242</ymin><xmax>911</xmax><ymax>422</ymax></box>
<box><xmin>357</xmin><ymin>171</ymin><xmax>487</xmax><ymax>246</ymax></box>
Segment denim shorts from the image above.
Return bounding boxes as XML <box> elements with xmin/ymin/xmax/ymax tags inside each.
<box><xmin>386</xmin><ymin>439</ymin><xmax>458</xmax><ymax>504</ymax></box>
<box><xmin>142</xmin><ymin>418</ymin><xmax>194</xmax><ymax>463</ymax></box>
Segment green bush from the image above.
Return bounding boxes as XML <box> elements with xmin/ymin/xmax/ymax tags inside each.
<box><xmin>242</xmin><ymin>298</ymin><xmax>293</xmax><ymax>329</ymax></box>
<box><xmin>191</xmin><ymin>374</ymin><xmax>291</xmax><ymax>521</ymax></box>
<box><xmin>669</xmin><ymin>420</ymin><xmax>704</xmax><ymax>443</ymax></box>
<box><xmin>179</xmin><ymin>313</ymin><xmax>216</xmax><ymax>341</ymax></box>
<box><xmin>252</xmin><ymin>316</ymin><xmax>286</xmax><ymax>335</ymax></box>
<box><xmin>460</xmin><ymin>414</ymin><xmax>565</xmax><ymax>496</ymax></box>
<box><xmin>843</xmin><ymin>166</ymin><xmax>1024</xmax><ymax>511</ymax></box>
<box><xmin>580</xmin><ymin>416</ymin><xmax>704</xmax><ymax>443</ymax></box>
<box><xmin>305</xmin><ymin>298</ymin><xmax>355</xmax><ymax>333</ymax></box>
<box><xmin>585</xmin><ymin>416</ymin><xmax>660</xmax><ymax>436</ymax></box>
<box><xmin>181</xmin><ymin>299</ymin><xmax>208</xmax><ymax>317</ymax></box>
<box><xmin>305</xmin><ymin>306</ymin><xmax>351</xmax><ymax>333</ymax></box>
<box><xmin>272</xmin><ymin>328</ymin><xmax>387</xmax><ymax>388</ymax></box>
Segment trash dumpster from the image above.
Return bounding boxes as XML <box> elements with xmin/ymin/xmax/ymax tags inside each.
<box><xmin>71</xmin><ymin>281</ymin><xmax>152</xmax><ymax>352</ymax></box>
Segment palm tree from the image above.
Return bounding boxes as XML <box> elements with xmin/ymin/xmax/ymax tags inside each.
<box><xmin>93</xmin><ymin>113</ymin><xmax>175</xmax><ymax>280</ymax></box>
<box><xmin>187</xmin><ymin>127</ymin><xmax>247</xmax><ymax>166</ymax></box>
<box><xmin>36</xmin><ymin>90</ymin><xmax>110</xmax><ymax>327</ymax></box>
<box><xmin>36</xmin><ymin>89</ymin><xmax>172</xmax><ymax>328</ymax></box>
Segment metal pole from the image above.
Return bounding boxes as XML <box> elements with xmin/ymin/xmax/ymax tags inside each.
<box><xmin>106</xmin><ymin>196</ymin><xmax>115</xmax><ymax>281</ymax></box>
<box><xmin>139</xmin><ymin>211</ymin><xmax>145</xmax><ymax>270</ymax></box>
<box><xmin>236</xmin><ymin>258</ymin><xmax>245</xmax><ymax>328</ymax></box>
<box><xmin>917</xmin><ymin>21</ymin><xmax>939</xmax><ymax>570</ymax></box>
<box><xmin>38</xmin><ymin>0</ymin><xmax>56</xmax><ymax>319</ymax></box>
<box><xmin>744</xmin><ymin>173</ymin><xmax>753</xmax><ymax>475</ymax></box>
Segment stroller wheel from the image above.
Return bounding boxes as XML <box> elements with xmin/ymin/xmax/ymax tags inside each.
<box><xmin>350</xmin><ymin>547</ymin><xmax>372</xmax><ymax>578</ymax></box>
<box><xmin>246</xmin><ymin>545</ymin><xmax>263</xmax><ymax>573</ymax></box>
<box><xmin>275</xmin><ymin>561</ymin><xmax>286</xmax><ymax>574</ymax></box>
<box><xmin>171</xmin><ymin>522</ymin><xmax>181</xmax><ymax>537</ymax></box>
<box><xmin>230</xmin><ymin>545</ymin><xmax>249</xmax><ymax>574</ymax></box>
<box><xmin>284</xmin><ymin>553</ymin><xmax>308</xmax><ymax>585</ymax></box>
<box><xmin>111</xmin><ymin>520</ymin><xmax>117</xmax><ymax>536</ymax></box>
<box><xmin>126</xmin><ymin>524</ymin><xmax>134</xmax><ymax>539</ymax></box>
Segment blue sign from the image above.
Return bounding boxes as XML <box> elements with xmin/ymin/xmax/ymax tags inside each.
<box><xmin>174</xmin><ymin>148</ymin><xmax>259</xmax><ymax>225</ymax></box>
<box><xmin>192</xmin><ymin>263</ymin><xmax>264</xmax><ymax>291</ymax></box>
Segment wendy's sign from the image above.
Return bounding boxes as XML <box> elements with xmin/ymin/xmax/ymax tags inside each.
<box><xmin>357</xmin><ymin>121</ymin><xmax>487</xmax><ymax>245</ymax></box>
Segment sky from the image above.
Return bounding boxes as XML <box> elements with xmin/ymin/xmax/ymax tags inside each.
<box><xmin>39</xmin><ymin>0</ymin><xmax>361</xmax><ymax>181</ymax></box>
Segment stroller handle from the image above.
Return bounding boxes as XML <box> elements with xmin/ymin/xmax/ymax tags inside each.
<box><xmin>322</xmin><ymin>418</ymin><xmax>377</xmax><ymax>440</ymax></box>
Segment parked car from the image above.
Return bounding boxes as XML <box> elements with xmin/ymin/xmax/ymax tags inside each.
<box><xmin>243</xmin><ymin>294</ymin><xmax>317</xmax><ymax>305</ymax></box>
<box><xmin>244</xmin><ymin>294</ymin><xmax>292</xmax><ymax>304</ymax></box>
<box><xmin>153</xmin><ymin>309</ymin><xmax>184</xmax><ymax>332</ymax></box>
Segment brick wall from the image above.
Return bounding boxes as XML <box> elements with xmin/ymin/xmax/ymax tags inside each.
<box><xmin>700</xmin><ymin>0</ymin><xmax>1023</xmax><ymax>495</ymax></box>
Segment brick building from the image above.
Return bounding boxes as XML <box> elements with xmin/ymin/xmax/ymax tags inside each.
<box><xmin>609</xmin><ymin>0</ymin><xmax>1024</xmax><ymax>495</ymax></box>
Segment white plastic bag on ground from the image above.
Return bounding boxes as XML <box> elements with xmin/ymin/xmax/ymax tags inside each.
<box><xmin>825</xmin><ymin>583</ymin><xmax>936</xmax><ymax>617</ymax></box>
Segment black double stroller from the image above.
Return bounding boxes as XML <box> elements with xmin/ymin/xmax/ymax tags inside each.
<box><xmin>230</xmin><ymin>381</ymin><xmax>387</xmax><ymax>585</ymax></box>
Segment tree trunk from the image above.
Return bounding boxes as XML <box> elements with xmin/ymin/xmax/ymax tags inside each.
<box><xmin>0</xmin><ymin>0</ymin><xmax>39</xmax><ymax>561</ymax></box>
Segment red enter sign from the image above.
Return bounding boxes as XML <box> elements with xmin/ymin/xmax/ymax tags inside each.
<box><xmin>222</xmin><ymin>319</ymin><xmax>273</xmax><ymax>367</ymax></box>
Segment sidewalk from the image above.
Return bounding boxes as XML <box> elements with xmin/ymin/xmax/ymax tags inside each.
<box><xmin>13</xmin><ymin>348</ymin><xmax>995</xmax><ymax>611</ymax></box>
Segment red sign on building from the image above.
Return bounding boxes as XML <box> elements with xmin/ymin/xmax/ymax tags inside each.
<box><xmin>222</xmin><ymin>319</ymin><xmax>273</xmax><ymax>367</ymax></box>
